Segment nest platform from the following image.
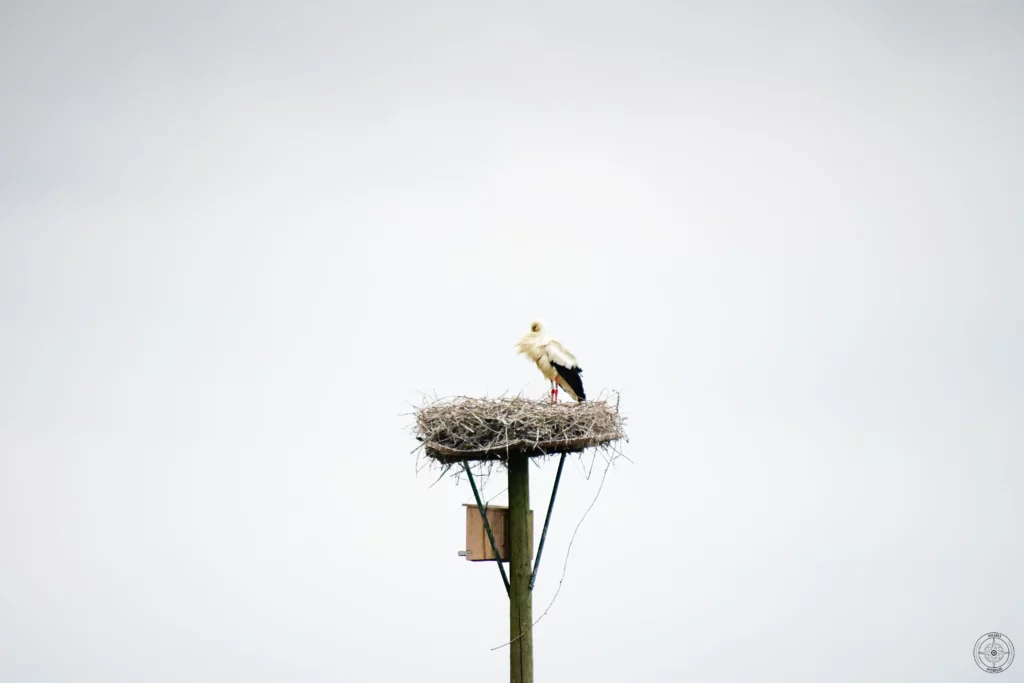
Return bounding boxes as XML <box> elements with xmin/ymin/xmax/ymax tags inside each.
<box><xmin>414</xmin><ymin>396</ymin><xmax>626</xmax><ymax>463</ymax></box>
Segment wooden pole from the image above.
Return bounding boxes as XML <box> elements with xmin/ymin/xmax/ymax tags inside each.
<box><xmin>507</xmin><ymin>454</ymin><xmax>533</xmax><ymax>683</ymax></box>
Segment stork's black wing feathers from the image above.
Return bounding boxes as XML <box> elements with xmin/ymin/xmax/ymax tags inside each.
<box><xmin>551</xmin><ymin>361</ymin><xmax>586</xmax><ymax>402</ymax></box>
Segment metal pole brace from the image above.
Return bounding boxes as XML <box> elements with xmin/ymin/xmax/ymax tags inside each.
<box><xmin>529</xmin><ymin>452</ymin><xmax>567</xmax><ymax>591</ymax></box>
<box><xmin>463</xmin><ymin>462</ymin><xmax>511</xmax><ymax>596</ymax></box>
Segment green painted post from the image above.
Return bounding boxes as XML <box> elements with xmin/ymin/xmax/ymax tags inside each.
<box><xmin>507</xmin><ymin>455</ymin><xmax>533</xmax><ymax>683</ymax></box>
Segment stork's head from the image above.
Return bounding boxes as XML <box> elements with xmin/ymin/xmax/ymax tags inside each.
<box><xmin>516</xmin><ymin>318</ymin><xmax>547</xmax><ymax>355</ymax></box>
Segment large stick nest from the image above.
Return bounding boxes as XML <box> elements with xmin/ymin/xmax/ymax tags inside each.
<box><xmin>414</xmin><ymin>395</ymin><xmax>627</xmax><ymax>463</ymax></box>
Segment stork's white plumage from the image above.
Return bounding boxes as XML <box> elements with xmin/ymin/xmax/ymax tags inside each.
<box><xmin>515</xmin><ymin>319</ymin><xmax>586</xmax><ymax>403</ymax></box>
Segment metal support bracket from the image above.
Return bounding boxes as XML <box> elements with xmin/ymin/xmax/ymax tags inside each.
<box><xmin>529</xmin><ymin>452</ymin><xmax>566</xmax><ymax>590</ymax></box>
<box><xmin>463</xmin><ymin>462</ymin><xmax>511</xmax><ymax>597</ymax></box>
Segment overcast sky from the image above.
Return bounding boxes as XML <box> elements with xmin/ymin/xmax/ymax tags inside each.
<box><xmin>2</xmin><ymin>1</ymin><xmax>1022</xmax><ymax>681</ymax></box>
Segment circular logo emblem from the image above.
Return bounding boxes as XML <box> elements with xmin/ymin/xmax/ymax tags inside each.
<box><xmin>975</xmin><ymin>633</ymin><xmax>1014</xmax><ymax>673</ymax></box>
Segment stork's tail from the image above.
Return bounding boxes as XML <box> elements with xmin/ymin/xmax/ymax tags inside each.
<box><xmin>552</xmin><ymin>362</ymin><xmax>586</xmax><ymax>403</ymax></box>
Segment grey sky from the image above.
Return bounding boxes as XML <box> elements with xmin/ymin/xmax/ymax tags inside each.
<box><xmin>1</xmin><ymin>1</ymin><xmax>1022</xmax><ymax>681</ymax></box>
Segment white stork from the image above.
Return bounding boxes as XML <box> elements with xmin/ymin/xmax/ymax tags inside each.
<box><xmin>516</xmin><ymin>319</ymin><xmax>586</xmax><ymax>403</ymax></box>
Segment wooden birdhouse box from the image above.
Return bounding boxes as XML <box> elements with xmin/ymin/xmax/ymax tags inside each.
<box><xmin>462</xmin><ymin>504</ymin><xmax>534</xmax><ymax>562</ymax></box>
